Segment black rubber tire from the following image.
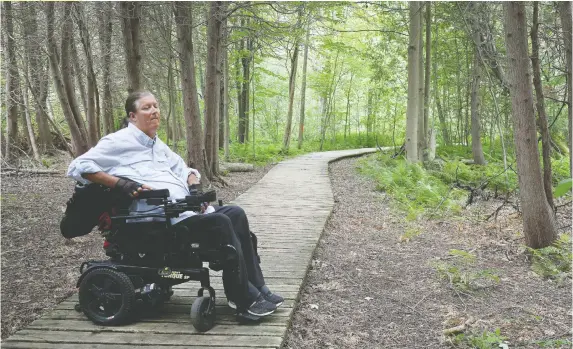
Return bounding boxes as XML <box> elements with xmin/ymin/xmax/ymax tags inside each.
<box><xmin>190</xmin><ymin>296</ymin><xmax>216</xmax><ymax>332</ymax></box>
<box><xmin>78</xmin><ymin>268</ymin><xmax>135</xmax><ymax>326</ymax></box>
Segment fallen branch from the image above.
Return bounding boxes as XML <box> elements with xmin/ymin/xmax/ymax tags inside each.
<box><xmin>2</xmin><ymin>167</ymin><xmax>62</xmax><ymax>175</ymax></box>
<box><xmin>220</xmin><ymin>162</ymin><xmax>255</xmax><ymax>172</ymax></box>
<box><xmin>443</xmin><ymin>316</ymin><xmax>475</xmax><ymax>336</ymax></box>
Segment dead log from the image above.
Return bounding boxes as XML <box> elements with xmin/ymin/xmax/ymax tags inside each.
<box><xmin>2</xmin><ymin>167</ymin><xmax>62</xmax><ymax>175</ymax></box>
<box><xmin>220</xmin><ymin>162</ymin><xmax>254</xmax><ymax>172</ymax></box>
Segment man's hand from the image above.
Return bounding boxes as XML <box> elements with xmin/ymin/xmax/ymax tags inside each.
<box><xmin>188</xmin><ymin>173</ymin><xmax>200</xmax><ymax>185</ymax></box>
<box><xmin>115</xmin><ymin>178</ymin><xmax>153</xmax><ymax>198</ymax></box>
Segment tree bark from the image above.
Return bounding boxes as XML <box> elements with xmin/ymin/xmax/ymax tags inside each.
<box><xmin>21</xmin><ymin>63</ymin><xmax>40</xmax><ymax>161</ymax></box>
<box><xmin>503</xmin><ymin>1</ymin><xmax>556</xmax><ymax>249</ymax></box>
<box><xmin>98</xmin><ymin>2</ymin><xmax>115</xmax><ymax>135</ymax></box>
<box><xmin>174</xmin><ymin>2</ymin><xmax>206</xmax><ymax>176</ymax></box>
<box><xmin>345</xmin><ymin>73</ymin><xmax>353</xmax><ymax>140</ymax></box>
<box><xmin>45</xmin><ymin>3</ymin><xmax>89</xmax><ymax>156</ymax></box>
<box><xmin>417</xmin><ymin>5</ymin><xmax>425</xmax><ymax>161</ymax></box>
<box><xmin>406</xmin><ymin>1</ymin><xmax>420</xmax><ymax>162</ymax></box>
<box><xmin>121</xmin><ymin>2</ymin><xmax>142</xmax><ymax>92</ymax></box>
<box><xmin>75</xmin><ymin>4</ymin><xmax>99</xmax><ymax>146</ymax></box>
<box><xmin>222</xmin><ymin>38</ymin><xmax>230</xmax><ymax>160</ymax></box>
<box><xmin>558</xmin><ymin>2</ymin><xmax>572</xmax><ymax>176</ymax></box>
<box><xmin>3</xmin><ymin>1</ymin><xmax>20</xmax><ymax>161</ymax></box>
<box><xmin>23</xmin><ymin>3</ymin><xmax>52</xmax><ymax>153</ymax></box>
<box><xmin>204</xmin><ymin>2</ymin><xmax>226</xmax><ymax>178</ymax></box>
<box><xmin>423</xmin><ymin>2</ymin><xmax>432</xmax><ymax>160</ymax></box>
<box><xmin>471</xmin><ymin>50</ymin><xmax>486</xmax><ymax>165</ymax></box>
<box><xmin>530</xmin><ymin>2</ymin><xmax>555</xmax><ymax>211</ymax></box>
<box><xmin>282</xmin><ymin>41</ymin><xmax>300</xmax><ymax>153</ymax></box>
<box><xmin>297</xmin><ymin>24</ymin><xmax>310</xmax><ymax>149</ymax></box>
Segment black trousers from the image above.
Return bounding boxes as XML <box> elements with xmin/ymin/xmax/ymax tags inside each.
<box><xmin>174</xmin><ymin>205</ymin><xmax>265</xmax><ymax>308</ymax></box>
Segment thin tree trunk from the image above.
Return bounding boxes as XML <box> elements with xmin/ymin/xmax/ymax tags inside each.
<box><xmin>297</xmin><ymin>24</ymin><xmax>310</xmax><ymax>149</ymax></box>
<box><xmin>423</xmin><ymin>2</ymin><xmax>432</xmax><ymax>159</ymax></box>
<box><xmin>3</xmin><ymin>1</ymin><xmax>20</xmax><ymax>161</ymax></box>
<box><xmin>75</xmin><ymin>4</ymin><xmax>99</xmax><ymax>146</ymax></box>
<box><xmin>503</xmin><ymin>1</ymin><xmax>556</xmax><ymax>249</ymax></box>
<box><xmin>531</xmin><ymin>2</ymin><xmax>554</xmax><ymax>211</ymax></box>
<box><xmin>417</xmin><ymin>6</ymin><xmax>425</xmax><ymax>161</ymax></box>
<box><xmin>406</xmin><ymin>1</ymin><xmax>420</xmax><ymax>161</ymax></box>
<box><xmin>471</xmin><ymin>50</ymin><xmax>486</xmax><ymax>165</ymax></box>
<box><xmin>204</xmin><ymin>2</ymin><xmax>226</xmax><ymax>178</ymax></box>
<box><xmin>21</xmin><ymin>64</ymin><xmax>40</xmax><ymax>161</ymax></box>
<box><xmin>223</xmin><ymin>49</ymin><xmax>230</xmax><ymax>160</ymax></box>
<box><xmin>121</xmin><ymin>2</ymin><xmax>142</xmax><ymax>92</ymax></box>
<box><xmin>24</xmin><ymin>3</ymin><xmax>51</xmax><ymax>153</ymax></box>
<box><xmin>282</xmin><ymin>42</ymin><xmax>300</xmax><ymax>153</ymax></box>
<box><xmin>69</xmin><ymin>35</ymin><xmax>88</xmax><ymax>116</ymax></box>
<box><xmin>98</xmin><ymin>2</ymin><xmax>114</xmax><ymax>135</ymax></box>
<box><xmin>174</xmin><ymin>2</ymin><xmax>206</xmax><ymax>176</ymax></box>
<box><xmin>345</xmin><ymin>73</ymin><xmax>353</xmax><ymax>140</ymax></box>
<box><xmin>558</xmin><ymin>2</ymin><xmax>572</xmax><ymax>176</ymax></box>
<box><xmin>45</xmin><ymin>3</ymin><xmax>89</xmax><ymax>156</ymax></box>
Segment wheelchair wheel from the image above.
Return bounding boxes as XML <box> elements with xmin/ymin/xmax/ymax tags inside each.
<box><xmin>78</xmin><ymin>268</ymin><xmax>135</xmax><ymax>325</ymax></box>
<box><xmin>190</xmin><ymin>296</ymin><xmax>215</xmax><ymax>332</ymax></box>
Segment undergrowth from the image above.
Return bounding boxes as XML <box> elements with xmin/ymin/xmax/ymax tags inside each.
<box><xmin>357</xmin><ymin>145</ymin><xmax>570</xmax><ymax>220</ymax></box>
<box><xmin>527</xmin><ymin>233</ymin><xmax>572</xmax><ymax>284</ymax></box>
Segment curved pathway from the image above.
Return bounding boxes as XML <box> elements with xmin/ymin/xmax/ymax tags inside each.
<box><xmin>2</xmin><ymin>148</ymin><xmax>377</xmax><ymax>349</ymax></box>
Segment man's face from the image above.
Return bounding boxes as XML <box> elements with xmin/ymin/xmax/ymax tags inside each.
<box><xmin>130</xmin><ymin>95</ymin><xmax>160</xmax><ymax>138</ymax></box>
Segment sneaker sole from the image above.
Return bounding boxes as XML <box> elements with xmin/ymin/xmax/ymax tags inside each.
<box><xmin>247</xmin><ymin>308</ymin><xmax>275</xmax><ymax>317</ymax></box>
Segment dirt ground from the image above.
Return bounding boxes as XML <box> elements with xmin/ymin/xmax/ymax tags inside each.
<box><xmin>0</xmin><ymin>154</ymin><xmax>273</xmax><ymax>339</ymax></box>
<box><xmin>283</xmin><ymin>156</ymin><xmax>572</xmax><ymax>349</ymax></box>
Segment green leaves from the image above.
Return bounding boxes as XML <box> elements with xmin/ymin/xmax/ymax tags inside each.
<box><xmin>554</xmin><ymin>178</ymin><xmax>572</xmax><ymax>198</ymax></box>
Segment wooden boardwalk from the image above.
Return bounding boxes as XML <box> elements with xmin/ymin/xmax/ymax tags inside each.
<box><xmin>2</xmin><ymin>148</ymin><xmax>376</xmax><ymax>349</ymax></box>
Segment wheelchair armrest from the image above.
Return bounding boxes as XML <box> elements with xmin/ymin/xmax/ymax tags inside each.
<box><xmin>136</xmin><ymin>189</ymin><xmax>170</xmax><ymax>200</ymax></box>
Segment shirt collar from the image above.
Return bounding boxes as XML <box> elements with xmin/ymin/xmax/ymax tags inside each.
<box><xmin>127</xmin><ymin>123</ymin><xmax>156</xmax><ymax>147</ymax></box>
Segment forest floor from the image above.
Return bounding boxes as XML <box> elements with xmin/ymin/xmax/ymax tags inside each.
<box><xmin>283</xmin><ymin>156</ymin><xmax>572</xmax><ymax>349</ymax></box>
<box><xmin>1</xmin><ymin>153</ymin><xmax>571</xmax><ymax>348</ymax></box>
<box><xmin>0</xmin><ymin>152</ymin><xmax>273</xmax><ymax>339</ymax></box>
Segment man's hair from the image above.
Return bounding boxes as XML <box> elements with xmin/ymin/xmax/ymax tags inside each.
<box><xmin>122</xmin><ymin>91</ymin><xmax>154</xmax><ymax>128</ymax></box>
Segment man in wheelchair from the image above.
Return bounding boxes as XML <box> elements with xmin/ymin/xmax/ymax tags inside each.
<box><xmin>65</xmin><ymin>91</ymin><xmax>283</xmax><ymax>323</ymax></box>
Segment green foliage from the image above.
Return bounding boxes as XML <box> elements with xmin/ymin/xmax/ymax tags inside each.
<box><xmin>554</xmin><ymin>178</ymin><xmax>572</xmax><ymax>198</ymax></box>
<box><xmin>531</xmin><ymin>338</ymin><xmax>572</xmax><ymax>348</ymax></box>
<box><xmin>433</xmin><ymin>249</ymin><xmax>500</xmax><ymax>293</ymax></box>
<box><xmin>357</xmin><ymin>153</ymin><xmax>466</xmax><ymax>219</ymax></box>
<box><xmin>224</xmin><ymin>133</ymin><xmax>378</xmax><ymax>166</ymax></box>
<box><xmin>451</xmin><ymin>328</ymin><xmax>507</xmax><ymax>349</ymax></box>
<box><xmin>527</xmin><ymin>234</ymin><xmax>572</xmax><ymax>282</ymax></box>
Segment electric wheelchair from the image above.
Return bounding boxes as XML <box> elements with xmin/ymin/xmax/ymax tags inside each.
<box><xmin>63</xmin><ymin>183</ymin><xmax>260</xmax><ymax>332</ymax></box>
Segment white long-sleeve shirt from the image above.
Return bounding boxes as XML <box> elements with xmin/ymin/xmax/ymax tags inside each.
<box><xmin>67</xmin><ymin>123</ymin><xmax>203</xmax><ymax>223</ymax></box>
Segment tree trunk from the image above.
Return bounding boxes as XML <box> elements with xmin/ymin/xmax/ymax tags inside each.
<box><xmin>345</xmin><ymin>73</ymin><xmax>353</xmax><ymax>140</ymax></box>
<box><xmin>558</xmin><ymin>2</ymin><xmax>572</xmax><ymax>176</ymax></box>
<box><xmin>503</xmin><ymin>1</ymin><xmax>556</xmax><ymax>249</ymax></box>
<box><xmin>282</xmin><ymin>42</ymin><xmax>300</xmax><ymax>153</ymax></box>
<box><xmin>24</xmin><ymin>3</ymin><xmax>52</xmax><ymax>153</ymax></box>
<box><xmin>69</xmin><ymin>35</ymin><xmax>88</xmax><ymax>116</ymax></box>
<box><xmin>297</xmin><ymin>24</ymin><xmax>310</xmax><ymax>149</ymax></box>
<box><xmin>174</xmin><ymin>2</ymin><xmax>206</xmax><ymax>176</ymax></box>
<box><xmin>417</xmin><ymin>6</ymin><xmax>425</xmax><ymax>161</ymax></box>
<box><xmin>406</xmin><ymin>1</ymin><xmax>420</xmax><ymax>162</ymax></box>
<box><xmin>121</xmin><ymin>2</ymin><xmax>142</xmax><ymax>92</ymax></box>
<box><xmin>98</xmin><ymin>2</ymin><xmax>115</xmax><ymax>135</ymax></box>
<box><xmin>531</xmin><ymin>2</ymin><xmax>555</xmax><ymax>211</ymax></box>
<box><xmin>45</xmin><ymin>3</ymin><xmax>89</xmax><ymax>156</ymax></box>
<box><xmin>423</xmin><ymin>2</ymin><xmax>432</xmax><ymax>160</ymax></box>
<box><xmin>222</xmin><ymin>40</ymin><xmax>230</xmax><ymax>160</ymax></box>
<box><xmin>75</xmin><ymin>4</ymin><xmax>99</xmax><ymax>146</ymax></box>
<box><xmin>21</xmin><ymin>65</ymin><xmax>40</xmax><ymax>161</ymax></box>
<box><xmin>239</xmin><ymin>29</ymin><xmax>252</xmax><ymax>143</ymax></box>
<box><xmin>3</xmin><ymin>1</ymin><xmax>20</xmax><ymax>161</ymax></box>
<box><xmin>204</xmin><ymin>2</ymin><xmax>226</xmax><ymax>178</ymax></box>
<box><xmin>471</xmin><ymin>50</ymin><xmax>486</xmax><ymax>165</ymax></box>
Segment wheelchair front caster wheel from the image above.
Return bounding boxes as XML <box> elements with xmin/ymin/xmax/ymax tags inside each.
<box><xmin>190</xmin><ymin>296</ymin><xmax>215</xmax><ymax>332</ymax></box>
<box><xmin>78</xmin><ymin>268</ymin><xmax>135</xmax><ymax>325</ymax></box>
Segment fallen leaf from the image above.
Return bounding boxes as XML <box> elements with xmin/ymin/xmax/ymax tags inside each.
<box><xmin>364</xmin><ymin>297</ymin><xmax>373</xmax><ymax>301</ymax></box>
<box><xmin>309</xmin><ymin>304</ymin><xmax>319</xmax><ymax>310</ymax></box>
